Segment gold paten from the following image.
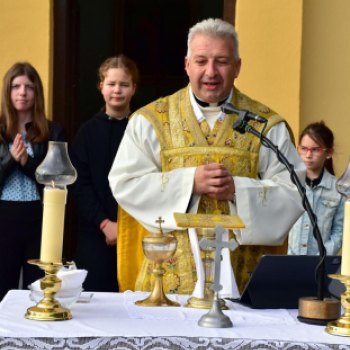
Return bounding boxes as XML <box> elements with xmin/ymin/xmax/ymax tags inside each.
<box><xmin>326</xmin><ymin>274</ymin><xmax>350</xmax><ymax>336</ymax></box>
<box><xmin>135</xmin><ymin>217</ymin><xmax>180</xmax><ymax>307</ymax></box>
<box><xmin>25</xmin><ymin>259</ymin><xmax>73</xmax><ymax>321</ymax></box>
<box><xmin>173</xmin><ymin>213</ymin><xmax>245</xmax><ymax>229</ymax></box>
<box><xmin>185</xmin><ymin>228</ymin><xmax>227</xmax><ymax>310</ymax></box>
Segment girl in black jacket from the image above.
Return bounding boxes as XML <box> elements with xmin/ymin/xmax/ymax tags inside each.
<box><xmin>0</xmin><ymin>62</ymin><xmax>65</xmax><ymax>300</ymax></box>
<box><xmin>70</xmin><ymin>55</ymin><xmax>139</xmax><ymax>292</ymax></box>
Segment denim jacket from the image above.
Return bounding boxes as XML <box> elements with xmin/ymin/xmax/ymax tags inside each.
<box><xmin>288</xmin><ymin>169</ymin><xmax>345</xmax><ymax>255</ymax></box>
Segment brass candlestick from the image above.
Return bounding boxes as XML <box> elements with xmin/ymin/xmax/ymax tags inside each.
<box><xmin>186</xmin><ymin>228</ymin><xmax>227</xmax><ymax>310</ymax></box>
<box><xmin>25</xmin><ymin>259</ymin><xmax>73</xmax><ymax>321</ymax></box>
<box><xmin>326</xmin><ymin>274</ymin><xmax>350</xmax><ymax>336</ymax></box>
<box><xmin>135</xmin><ymin>217</ymin><xmax>180</xmax><ymax>307</ymax></box>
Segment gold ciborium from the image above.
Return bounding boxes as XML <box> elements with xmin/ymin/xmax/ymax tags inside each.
<box><xmin>186</xmin><ymin>228</ymin><xmax>227</xmax><ymax>309</ymax></box>
<box><xmin>135</xmin><ymin>217</ymin><xmax>180</xmax><ymax>307</ymax></box>
<box><xmin>25</xmin><ymin>260</ymin><xmax>73</xmax><ymax>321</ymax></box>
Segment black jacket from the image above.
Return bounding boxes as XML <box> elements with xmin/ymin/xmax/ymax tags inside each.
<box><xmin>0</xmin><ymin>121</ymin><xmax>66</xmax><ymax>198</ymax></box>
<box><xmin>70</xmin><ymin>111</ymin><xmax>128</xmax><ymax>229</ymax></box>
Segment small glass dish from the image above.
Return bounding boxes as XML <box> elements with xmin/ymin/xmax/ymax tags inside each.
<box><xmin>28</xmin><ymin>286</ymin><xmax>83</xmax><ymax>309</ymax></box>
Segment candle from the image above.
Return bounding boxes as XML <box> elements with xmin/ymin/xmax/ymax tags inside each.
<box><xmin>341</xmin><ymin>200</ymin><xmax>350</xmax><ymax>276</ymax></box>
<box><xmin>40</xmin><ymin>186</ymin><xmax>67</xmax><ymax>264</ymax></box>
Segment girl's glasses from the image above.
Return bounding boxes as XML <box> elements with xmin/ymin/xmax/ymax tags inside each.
<box><xmin>297</xmin><ymin>146</ymin><xmax>329</xmax><ymax>156</ymax></box>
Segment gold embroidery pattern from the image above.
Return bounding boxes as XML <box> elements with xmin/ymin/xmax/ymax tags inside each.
<box><xmin>154</xmin><ymin>100</ymin><xmax>169</xmax><ymax>113</ymax></box>
<box><xmin>254</xmin><ymin>180</ymin><xmax>269</xmax><ymax>207</ymax></box>
<box><xmin>259</xmin><ymin>104</ymin><xmax>270</xmax><ymax>114</ymax></box>
<box><xmin>160</xmin><ymin>173</ymin><xmax>169</xmax><ymax>192</ymax></box>
<box><xmin>199</xmin><ymin>119</ymin><xmax>210</xmax><ymax>140</ymax></box>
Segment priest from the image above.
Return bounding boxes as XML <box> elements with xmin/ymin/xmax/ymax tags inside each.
<box><xmin>108</xmin><ymin>18</ymin><xmax>305</xmax><ymax>298</ymax></box>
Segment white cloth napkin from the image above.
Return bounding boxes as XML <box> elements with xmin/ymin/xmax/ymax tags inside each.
<box><xmin>30</xmin><ymin>266</ymin><xmax>88</xmax><ymax>291</ymax></box>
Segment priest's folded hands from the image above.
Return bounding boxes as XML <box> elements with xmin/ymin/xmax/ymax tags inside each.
<box><xmin>193</xmin><ymin>163</ymin><xmax>235</xmax><ymax>201</ymax></box>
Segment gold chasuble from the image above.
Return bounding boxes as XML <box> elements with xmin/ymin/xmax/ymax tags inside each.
<box><xmin>117</xmin><ymin>85</ymin><xmax>287</xmax><ymax>294</ymax></box>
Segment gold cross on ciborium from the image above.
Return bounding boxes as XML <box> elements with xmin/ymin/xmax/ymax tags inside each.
<box><xmin>155</xmin><ymin>217</ymin><xmax>164</xmax><ymax>229</ymax></box>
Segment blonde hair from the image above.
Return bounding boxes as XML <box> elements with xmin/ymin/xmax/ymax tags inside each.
<box><xmin>97</xmin><ymin>54</ymin><xmax>139</xmax><ymax>90</ymax></box>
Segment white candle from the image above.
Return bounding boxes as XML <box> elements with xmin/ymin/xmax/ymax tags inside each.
<box><xmin>341</xmin><ymin>200</ymin><xmax>350</xmax><ymax>276</ymax></box>
<box><xmin>40</xmin><ymin>186</ymin><xmax>67</xmax><ymax>264</ymax></box>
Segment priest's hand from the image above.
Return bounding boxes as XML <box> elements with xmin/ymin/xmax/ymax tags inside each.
<box><xmin>102</xmin><ymin>221</ymin><xmax>117</xmax><ymax>246</ymax></box>
<box><xmin>193</xmin><ymin>163</ymin><xmax>235</xmax><ymax>200</ymax></box>
<box><xmin>207</xmin><ymin>175</ymin><xmax>235</xmax><ymax>200</ymax></box>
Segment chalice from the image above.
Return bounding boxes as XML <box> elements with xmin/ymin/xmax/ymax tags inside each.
<box><xmin>135</xmin><ymin>217</ymin><xmax>180</xmax><ymax>307</ymax></box>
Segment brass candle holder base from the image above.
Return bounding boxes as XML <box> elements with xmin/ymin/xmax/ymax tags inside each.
<box><xmin>185</xmin><ymin>283</ymin><xmax>227</xmax><ymax>309</ymax></box>
<box><xmin>326</xmin><ymin>274</ymin><xmax>350</xmax><ymax>336</ymax></box>
<box><xmin>185</xmin><ymin>296</ymin><xmax>227</xmax><ymax>309</ymax></box>
<box><xmin>25</xmin><ymin>259</ymin><xmax>72</xmax><ymax>321</ymax></box>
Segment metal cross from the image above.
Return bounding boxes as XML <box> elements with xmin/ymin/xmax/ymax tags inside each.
<box><xmin>199</xmin><ymin>224</ymin><xmax>238</xmax><ymax>293</ymax></box>
<box><xmin>155</xmin><ymin>217</ymin><xmax>165</xmax><ymax>230</ymax></box>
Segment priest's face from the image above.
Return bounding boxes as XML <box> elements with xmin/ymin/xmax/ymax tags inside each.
<box><xmin>185</xmin><ymin>34</ymin><xmax>241</xmax><ymax>103</ymax></box>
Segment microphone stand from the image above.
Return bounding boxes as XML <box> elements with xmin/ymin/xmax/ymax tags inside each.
<box><xmin>233</xmin><ymin>114</ymin><xmax>340</xmax><ymax>325</ymax></box>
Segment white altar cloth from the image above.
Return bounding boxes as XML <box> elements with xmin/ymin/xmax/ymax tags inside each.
<box><xmin>0</xmin><ymin>290</ymin><xmax>349</xmax><ymax>347</ymax></box>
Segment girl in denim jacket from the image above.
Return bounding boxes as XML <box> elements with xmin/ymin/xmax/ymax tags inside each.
<box><xmin>288</xmin><ymin>121</ymin><xmax>344</xmax><ymax>255</ymax></box>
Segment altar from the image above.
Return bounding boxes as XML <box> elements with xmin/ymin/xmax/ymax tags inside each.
<box><xmin>0</xmin><ymin>290</ymin><xmax>349</xmax><ymax>349</ymax></box>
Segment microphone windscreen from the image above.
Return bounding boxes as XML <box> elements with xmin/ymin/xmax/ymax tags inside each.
<box><xmin>221</xmin><ymin>103</ymin><xmax>239</xmax><ymax>115</ymax></box>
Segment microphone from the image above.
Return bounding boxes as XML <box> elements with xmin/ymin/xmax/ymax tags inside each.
<box><xmin>221</xmin><ymin>103</ymin><xmax>268</xmax><ymax>123</ymax></box>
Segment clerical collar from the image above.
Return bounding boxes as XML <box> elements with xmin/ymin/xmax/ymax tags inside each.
<box><xmin>193</xmin><ymin>94</ymin><xmax>228</xmax><ymax>108</ymax></box>
<box><xmin>306</xmin><ymin>168</ymin><xmax>324</xmax><ymax>188</ymax></box>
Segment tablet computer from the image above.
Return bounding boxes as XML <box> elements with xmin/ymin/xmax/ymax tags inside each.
<box><xmin>239</xmin><ymin>255</ymin><xmax>341</xmax><ymax>309</ymax></box>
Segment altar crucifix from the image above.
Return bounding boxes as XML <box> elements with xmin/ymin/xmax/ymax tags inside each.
<box><xmin>198</xmin><ymin>224</ymin><xmax>238</xmax><ymax>328</ymax></box>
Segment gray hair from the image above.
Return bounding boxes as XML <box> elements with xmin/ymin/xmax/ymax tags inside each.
<box><xmin>187</xmin><ymin>18</ymin><xmax>240</xmax><ymax>60</ymax></box>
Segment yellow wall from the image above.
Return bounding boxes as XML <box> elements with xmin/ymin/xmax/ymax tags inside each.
<box><xmin>235</xmin><ymin>0</ymin><xmax>350</xmax><ymax>177</ymax></box>
<box><xmin>0</xmin><ymin>0</ymin><xmax>53</xmax><ymax>118</ymax></box>
<box><xmin>300</xmin><ymin>0</ymin><xmax>350</xmax><ymax>176</ymax></box>
<box><xmin>235</xmin><ymin>0</ymin><xmax>303</xmax><ymax>138</ymax></box>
